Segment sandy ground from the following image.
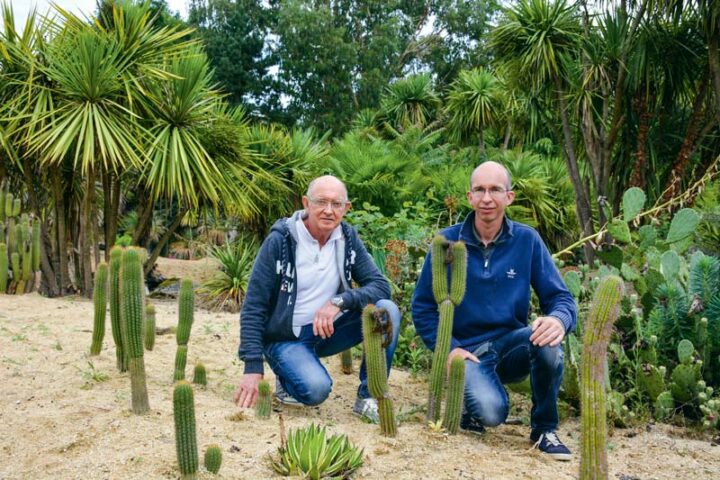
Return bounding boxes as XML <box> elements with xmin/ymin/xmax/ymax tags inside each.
<box><xmin>1</xmin><ymin>260</ymin><xmax>720</xmax><ymax>479</ymax></box>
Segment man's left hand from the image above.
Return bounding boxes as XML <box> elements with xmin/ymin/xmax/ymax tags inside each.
<box><xmin>530</xmin><ymin>316</ymin><xmax>565</xmax><ymax>347</ymax></box>
<box><xmin>313</xmin><ymin>302</ymin><xmax>341</xmax><ymax>339</ymax></box>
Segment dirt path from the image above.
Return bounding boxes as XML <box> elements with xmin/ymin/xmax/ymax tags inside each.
<box><xmin>1</xmin><ymin>290</ymin><xmax>719</xmax><ymax>479</ymax></box>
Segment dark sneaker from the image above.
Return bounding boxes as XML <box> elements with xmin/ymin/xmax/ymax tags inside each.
<box><xmin>275</xmin><ymin>378</ymin><xmax>303</xmax><ymax>406</ymax></box>
<box><xmin>352</xmin><ymin>397</ymin><xmax>380</xmax><ymax>424</ymax></box>
<box><xmin>460</xmin><ymin>414</ymin><xmax>486</xmax><ymax>436</ymax></box>
<box><xmin>532</xmin><ymin>431</ymin><xmax>573</xmax><ymax>461</ymax></box>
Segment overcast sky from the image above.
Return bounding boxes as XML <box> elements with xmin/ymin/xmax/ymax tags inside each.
<box><xmin>10</xmin><ymin>0</ymin><xmax>189</xmax><ymax>29</ymax></box>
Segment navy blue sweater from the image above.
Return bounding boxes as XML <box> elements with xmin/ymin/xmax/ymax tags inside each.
<box><xmin>239</xmin><ymin>211</ymin><xmax>390</xmax><ymax>374</ymax></box>
<box><xmin>412</xmin><ymin>213</ymin><xmax>577</xmax><ymax>352</ymax></box>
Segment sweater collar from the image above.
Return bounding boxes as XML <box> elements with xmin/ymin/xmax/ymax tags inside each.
<box><xmin>460</xmin><ymin>212</ymin><xmax>513</xmax><ymax>246</ymax></box>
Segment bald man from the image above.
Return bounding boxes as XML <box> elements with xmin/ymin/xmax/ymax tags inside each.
<box><xmin>412</xmin><ymin>162</ymin><xmax>577</xmax><ymax>460</ymax></box>
<box><xmin>235</xmin><ymin>175</ymin><xmax>400</xmax><ymax>423</ymax></box>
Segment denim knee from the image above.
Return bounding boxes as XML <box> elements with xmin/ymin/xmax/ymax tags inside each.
<box><xmin>375</xmin><ymin>299</ymin><xmax>401</xmax><ymax>344</ymax></box>
<box><xmin>531</xmin><ymin>343</ymin><xmax>564</xmax><ymax>371</ymax></box>
<box><xmin>465</xmin><ymin>389</ymin><xmax>509</xmax><ymax>427</ymax></box>
<box><xmin>294</xmin><ymin>376</ymin><xmax>332</xmax><ymax>406</ymax></box>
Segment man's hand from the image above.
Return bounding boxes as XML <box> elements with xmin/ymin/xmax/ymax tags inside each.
<box><xmin>313</xmin><ymin>301</ymin><xmax>341</xmax><ymax>339</ymax></box>
<box><xmin>234</xmin><ymin>373</ymin><xmax>263</xmax><ymax>408</ymax></box>
<box><xmin>530</xmin><ymin>316</ymin><xmax>566</xmax><ymax>347</ymax></box>
<box><xmin>447</xmin><ymin>347</ymin><xmax>480</xmax><ymax>369</ymax></box>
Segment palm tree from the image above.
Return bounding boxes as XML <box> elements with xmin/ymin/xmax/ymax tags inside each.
<box><xmin>444</xmin><ymin>68</ymin><xmax>505</xmax><ymax>155</ymax></box>
<box><xmin>380</xmin><ymin>74</ymin><xmax>442</xmax><ymax>131</ymax></box>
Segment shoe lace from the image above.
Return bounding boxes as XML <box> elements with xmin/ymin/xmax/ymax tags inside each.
<box><xmin>540</xmin><ymin>432</ymin><xmax>561</xmax><ymax>447</ymax></box>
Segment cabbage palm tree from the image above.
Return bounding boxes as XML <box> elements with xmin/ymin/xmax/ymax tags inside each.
<box><xmin>380</xmin><ymin>74</ymin><xmax>442</xmax><ymax>131</ymax></box>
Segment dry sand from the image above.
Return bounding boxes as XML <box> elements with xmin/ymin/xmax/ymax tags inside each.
<box><xmin>1</xmin><ymin>259</ymin><xmax>719</xmax><ymax>479</ymax></box>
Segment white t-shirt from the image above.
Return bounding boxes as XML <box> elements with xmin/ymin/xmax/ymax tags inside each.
<box><xmin>292</xmin><ymin>217</ymin><xmax>343</xmax><ymax>336</ymax></box>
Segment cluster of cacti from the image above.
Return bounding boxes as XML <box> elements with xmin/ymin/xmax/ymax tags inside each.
<box><xmin>174</xmin><ymin>380</ymin><xmax>199</xmax><ymax>480</ymax></box>
<box><xmin>144</xmin><ymin>303</ymin><xmax>156</xmax><ymax>351</ymax></box>
<box><xmin>255</xmin><ymin>379</ymin><xmax>272</xmax><ymax>419</ymax></box>
<box><xmin>204</xmin><ymin>444</ymin><xmax>222</xmax><ymax>475</ymax></box>
<box><xmin>0</xmin><ymin>189</ymin><xmax>41</xmax><ymax>295</ymax></box>
<box><xmin>427</xmin><ymin>235</ymin><xmax>467</xmax><ymax>427</ymax></box>
<box><xmin>109</xmin><ymin>246</ymin><xmax>127</xmax><ymax>372</ymax></box>
<box><xmin>192</xmin><ymin>362</ymin><xmax>207</xmax><ymax>387</ymax></box>
<box><xmin>362</xmin><ymin>304</ymin><xmax>397</xmax><ymax>436</ymax></box>
<box><xmin>340</xmin><ymin>349</ymin><xmax>354</xmax><ymax>374</ymax></box>
<box><xmin>90</xmin><ymin>263</ymin><xmax>109</xmax><ymax>355</ymax></box>
<box><xmin>580</xmin><ymin>275</ymin><xmax>624</xmax><ymax>480</ymax></box>
<box><xmin>121</xmin><ymin>248</ymin><xmax>150</xmax><ymax>414</ymax></box>
<box><xmin>175</xmin><ymin>279</ymin><xmax>194</xmax><ymax>381</ymax></box>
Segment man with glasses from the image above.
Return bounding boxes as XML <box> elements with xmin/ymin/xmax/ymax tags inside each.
<box><xmin>412</xmin><ymin>161</ymin><xmax>577</xmax><ymax>460</ymax></box>
<box><xmin>234</xmin><ymin>175</ymin><xmax>400</xmax><ymax>423</ymax></box>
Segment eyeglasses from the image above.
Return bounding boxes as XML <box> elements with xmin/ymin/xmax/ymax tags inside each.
<box><xmin>470</xmin><ymin>186</ymin><xmax>510</xmax><ymax>199</ymax></box>
<box><xmin>308</xmin><ymin>197</ymin><xmax>349</xmax><ymax>211</ymax></box>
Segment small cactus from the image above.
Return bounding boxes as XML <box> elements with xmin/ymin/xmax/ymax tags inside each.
<box><xmin>255</xmin><ymin>379</ymin><xmax>272</xmax><ymax>419</ymax></box>
<box><xmin>580</xmin><ymin>275</ymin><xmax>624</xmax><ymax>480</ymax></box>
<box><xmin>677</xmin><ymin>339</ymin><xmax>694</xmax><ymax>364</ymax></box>
<box><xmin>121</xmin><ymin>248</ymin><xmax>149</xmax><ymax>414</ymax></box>
<box><xmin>173</xmin><ymin>381</ymin><xmax>198</xmax><ymax>480</ymax></box>
<box><xmin>655</xmin><ymin>391</ymin><xmax>675</xmax><ymax>420</ymax></box>
<box><xmin>443</xmin><ymin>356</ymin><xmax>465</xmax><ymax>434</ymax></box>
<box><xmin>204</xmin><ymin>444</ymin><xmax>222</xmax><ymax>475</ymax></box>
<box><xmin>0</xmin><ymin>243</ymin><xmax>7</xmax><ymax>293</ymax></box>
<box><xmin>362</xmin><ymin>304</ymin><xmax>397</xmax><ymax>436</ymax></box>
<box><xmin>90</xmin><ymin>263</ymin><xmax>109</xmax><ymax>355</ymax></box>
<box><xmin>144</xmin><ymin>303</ymin><xmax>156</xmax><ymax>351</ymax></box>
<box><xmin>109</xmin><ymin>246</ymin><xmax>126</xmax><ymax>372</ymax></box>
<box><xmin>340</xmin><ymin>349</ymin><xmax>354</xmax><ymax>374</ymax></box>
<box><xmin>192</xmin><ymin>362</ymin><xmax>207</xmax><ymax>386</ymax></box>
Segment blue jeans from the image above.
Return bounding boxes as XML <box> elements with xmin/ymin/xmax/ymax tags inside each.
<box><xmin>263</xmin><ymin>299</ymin><xmax>401</xmax><ymax>405</ymax></box>
<box><xmin>463</xmin><ymin>326</ymin><xmax>564</xmax><ymax>438</ymax></box>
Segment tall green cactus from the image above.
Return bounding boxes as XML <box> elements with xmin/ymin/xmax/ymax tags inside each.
<box><xmin>11</xmin><ymin>251</ymin><xmax>22</xmax><ymax>294</ymax></box>
<box><xmin>21</xmin><ymin>242</ymin><xmax>31</xmax><ymax>286</ymax></box>
<box><xmin>121</xmin><ymin>248</ymin><xmax>149</xmax><ymax>414</ymax></box>
<box><xmin>580</xmin><ymin>275</ymin><xmax>624</xmax><ymax>480</ymax></box>
<box><xmin>449</xmin><ymin>241</ymin><xmax>467</xmax><ymax>305</ymax></box>
<box><xmin>90</xmin><ymin>263</ymin><xmax>109</xmax><ymax>355</ymax></box>
<box><xmin>256</xmin><ymin>379</ymin><xmax>272</xmax><ymax>419</ymax></box>
<box><xmin>174</xmin><ymin>279</ymin><xmax>194</xmax><ymax>380</ymax></box>
<box><xmin>173</xmin><ymin>380</ymin><xmax>198</xmax><ymax>480</ymax></box>
<box><xmin>443</xmin><ymin>356</ymin><xmax>465</xmax><ymax>434</ymax></box>
<box><xmin>31</xmin><ymin>220</ymin><xmax>40</xmax><ymax>273</ymax></box>
<box><xmin>431</xmin><ymin>235</ymin><xmax>449</xmax><ymax>301</ymax></box>
<box><xmin>204</xmin><ymin>444</ymin><xmax>222</xmax><ymax>475</ymax></box>
<box><xmin>109</xmin><ymin>246</ymin><xmax>127</xmax><ymax>372</ymax></box>
<box><xmin>362</xmin><ymin>304</ymin><xmax>397</xmax><ymax>436</ymax></box>
<box><xmin>12</xmin><ymin>198</ymin><xmax>20</xmax><ymax>217</ymax></box>
<box><xmin>7</xmin><ymin>217</ymin><xmax>15</xmax><ymax>258</ymax></box>
<box><xmin>427</xmin><ymin>299</ymin><xmax>454</xmax><ymax>421</ymax></box>
<box><xmin>0</xmin><ymin>243</ymin><xmax>7</xmax><ymax>293</ymax></box>
<box><xmin>144</xmin><ymin>303</ymin><xmax>156</xmax><ymax>351</ymax></box>
<box><xmin>192</xmin><ymin>362</ymin><xmax>207</xmax><ymax>386</ymax></box>
<box><xmin>4</xmin><ymin>193</ymin><xmax>12</xmax><ymax>218</ymax></box>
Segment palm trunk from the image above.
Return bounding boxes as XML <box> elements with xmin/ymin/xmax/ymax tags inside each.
<box><xmin>708</xmin><ymin>34</ymin><xmax>720</xmax><ymax>123</ymax></box>
<box><xmin>51</xmin><ymin>167</ymin><xmax>68</xmax><ymax>294</ymax></box>
<box><xmin>133</xmin><ymin>187</ymin><xmax>153</xmax><ymax>248</ymax></box>
<box><xmin>144</xmin><ymin>207</ymin><xmax>186</xmax><ymax>276</ymax></box>
<box><xmin>81</xmin><ymin>167</ymin><xmax>95</xmax><ymax>298</ymax></box>
<box><xmin>629</xmin><ymin>91</ymin><xmax>651</xmax><ymax>189</ymax></box>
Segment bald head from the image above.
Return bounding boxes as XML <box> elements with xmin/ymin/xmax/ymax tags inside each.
<box><xmin>306</xmin><ymin>175</ymin><xmax>348</xmax><ymax>201</ymax></box>
<box><xmin>470</xmin><ymin>161</ymin><xmax>512</xmax><ymax>190</ymax></box>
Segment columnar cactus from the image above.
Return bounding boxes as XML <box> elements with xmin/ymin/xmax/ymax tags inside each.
<box><xmin>192</xmin><ymin>362</ymin><xmax>207</xmax><ymax>386</ymax></box>
<box><xmin>204</xmin><ymin>444</ymin><xmax>222</xmax><ymax>475</ymax></box>
<box><xmin>4</xmin><ymin>193</ymin><xmax>12</xmax><ymax>219</ymax></box>
<box><xmin>427</xmin><ymin>235</ymin><xmax>467</xmax><ymax>422</ymax></box>
<box><xmin>90</xmin><ymin>263</ymin><xmax>109</xmax><ymax>355</ymax></box>
<box><xmin>109</xmin><ymin>246</ymin><xmax>126</xmax><ymax>372</ymax></box>
<box><xmin>0</xmin><ymin>243</ymin><xmax>7</xmax><ymax>293</ymax></box>
<box><xmin>580</xmin><ymin>275</ymin><xmax>624</xmax><ymax>480</ymax></box>
<box><xmin>340</xmin><ymin>349</ymin><xmax>354</xmax><ymax>374</ymax></box>
<box><xmin>144</xmin><ymin>303</ymin><xmax>156</xmax><ymax>351</ymax></box>
<box><xmin>11</xmin><ymin>251</ymin><xmax>20</xmax><ymax>293</ymax></box>
<box><xmin>443</xmin><ymin>356</ymin><xmax>465</xmax><ymax>434</ymax></box>
<box><xmin>255</xmin><ymin>379</ymin><xmax>272</xmax><ymax>419</ymax></box>
<box><xmin>121</xmin><ymin>248</ymin><xmax>150</xmax><ymax>414</ymax></box>
<box><xmin>174</xmin><ymin>279</ymin><xmax>194</xmax><ymax>380</ymax></box>
<box><xmin>173</xmin><ymin>380</ymin><xmax>199</xmax><ymax>480</ymax></box>
<box><xmin>12</xmin><ymin>198</ymin><xmax>20</xmax><ymax>217</ymax></box>
<box><xmin>362</xmin><ymin>304</ymin><xmax>397</xmax><ymax>436</ymax></box>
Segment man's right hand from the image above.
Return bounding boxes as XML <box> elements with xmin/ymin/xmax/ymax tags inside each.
<box><xmin>234</xmin><ymin>373</ymin><xmax>263</xmax><ymax>408</ymax></box>
<box><xmin>447</xmin><ymin>347</ymin><xmax>480</xmax><ymax>369</ymax></box>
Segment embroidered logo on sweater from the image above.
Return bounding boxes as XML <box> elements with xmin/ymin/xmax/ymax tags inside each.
<box><xmin>506</xmin><ymin>268</ymin><xmax>517</xmax><ymax>279</ymax></box>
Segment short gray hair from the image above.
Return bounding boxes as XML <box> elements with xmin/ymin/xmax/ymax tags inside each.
<box><xmin>306</xmin><ymin>175</ymin><xmax>348</xmax><ymax>200</ymax></box>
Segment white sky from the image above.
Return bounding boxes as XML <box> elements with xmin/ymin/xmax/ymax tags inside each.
<box><xmin>9</xmin><ymin>0</ymin><xmax>189</xmax><ymax>29</ymax></box>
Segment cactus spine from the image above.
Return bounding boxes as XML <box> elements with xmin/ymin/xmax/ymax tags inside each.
<box><xmin>175</xmin><ymin>279</ymin><xmax>194</xmax><ymax>380</ymax></box>
<box><xmin>361</xmin><ymin>304</ymin><xmax>397</xmax><ymax>436</ymax></box>
<box><xmin>90</xmin><ymin>262</ymin><xmax>109</xmax><ymax>355</ymax></box>
<box><xmin>144</xmin><ymin>303</ymin><xmax>156</xmax><ymax>351</ymax></box>
<box><xmin>443</xmin><ymin>356</ymin><xmax>465</xmax><ymax>434</ymax></box>
<box><xmin>121</xmin><ymin>248</ymin><xmax>150</xmax><ymax>414</ymax></box>
<box><xmin>0</xmin><ymin>243</ymin><xmax>7</xmax><ymax>293</ymax></box>
<box><xmin>109</xmin><ymin>246</ymin><xmax>126</xmax><ymax>372</ymax></box>
<box><xmin>192</xmin><ymin>362</ymin><xmax>207</xmax><ymax>386</ymax></box>
<box><xmin>340</xmin><ymin>349</ymin><xmax>354</xmax><ymax>374</ymax></box>
<box><xmin>427</xmin><ymin>235</ymin><xmax>467</xmax><ymax>422</ymax></box>
<box><xmin>204</xmin><ymin>444</ymin><xmax>222</xmax><ymax>475</ymax></box>
<box><xmin>255</xmin><ymin>379</ymin><xmax>272</xmax><ymax>419</ymax></box>
<box><xmin>580</xmin><ymin>275</ymin><xmax>624</xmax><ymax>480</ymax></box>
<box><xmin>173</xmin><ymin>380</ymin><xmax>198</xmax><ymax>480</ymax></box>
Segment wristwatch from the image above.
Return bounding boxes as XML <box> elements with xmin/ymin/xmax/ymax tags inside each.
<box><xmin>330</xmin><ymin>295</ymin><xmax>345</xmax><ymax>309</ymax></box>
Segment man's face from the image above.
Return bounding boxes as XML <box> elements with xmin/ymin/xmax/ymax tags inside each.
<box><xmin>466</xmin><ymin>165</ymin><xmax>514</xmax><ymax>224</ymax></box>
<box><xmin>301</xmin><ymin>180</ymin><xmax>350</xmax><ymax>238</ymax></box>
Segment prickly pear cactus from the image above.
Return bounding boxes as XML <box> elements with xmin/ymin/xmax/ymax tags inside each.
<box><xmin>580</xmin><ymin>275</ymin><xmax>624</xmax><ymax>480</ymax></box>
<box><xmin>90</xmin><ymin>263</ymin><xmax>109</xmax><ymax>355</ymax></box>
<box><xmin>255</xmin><ymin>380</ymin><xmax>272</xmax><ymax>419</ymax></box>
<box><xmin>173</xmin><ymin>380</ymin><xmax>198</xmax><ymax>480</ymax></box>
<box><xmin>655</xmin><ymin>391</ymin><xmax>675</xmax><ymax>420</ymax></box>
<box><xmin>204</xmin><ymin>444</ymin><xmax>222</xmax><ymax>475</ymax></box>
<box><xmin>362</xmin><ymin>304</ymin><xmax>397</xmax><ymax>437</ymax></box>
<box><xmin>443</xmin><ymin>356</ymin><xmax>465</xmax><ymax>434</ymax></box>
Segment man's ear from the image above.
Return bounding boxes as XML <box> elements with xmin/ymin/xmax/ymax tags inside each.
<box><xmin>301</xmin><ymin>195</ymin><xmax>310</xmax><ymax>211</ymax></box>
<box><xmin>506</xmin><ymin>191</ymin><xmax>515</xmax><ymax>206</ymax></box>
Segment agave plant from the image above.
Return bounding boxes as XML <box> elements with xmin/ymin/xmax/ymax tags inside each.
<box><xmin>270</xmin><ymin>423</ymin><xmax>364</xmax><ymax>479</ymax></box>
<box><xmin>198</xmin><ymin>239</ymin><xmax>258</xmax><ymax>312</ymax></box>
